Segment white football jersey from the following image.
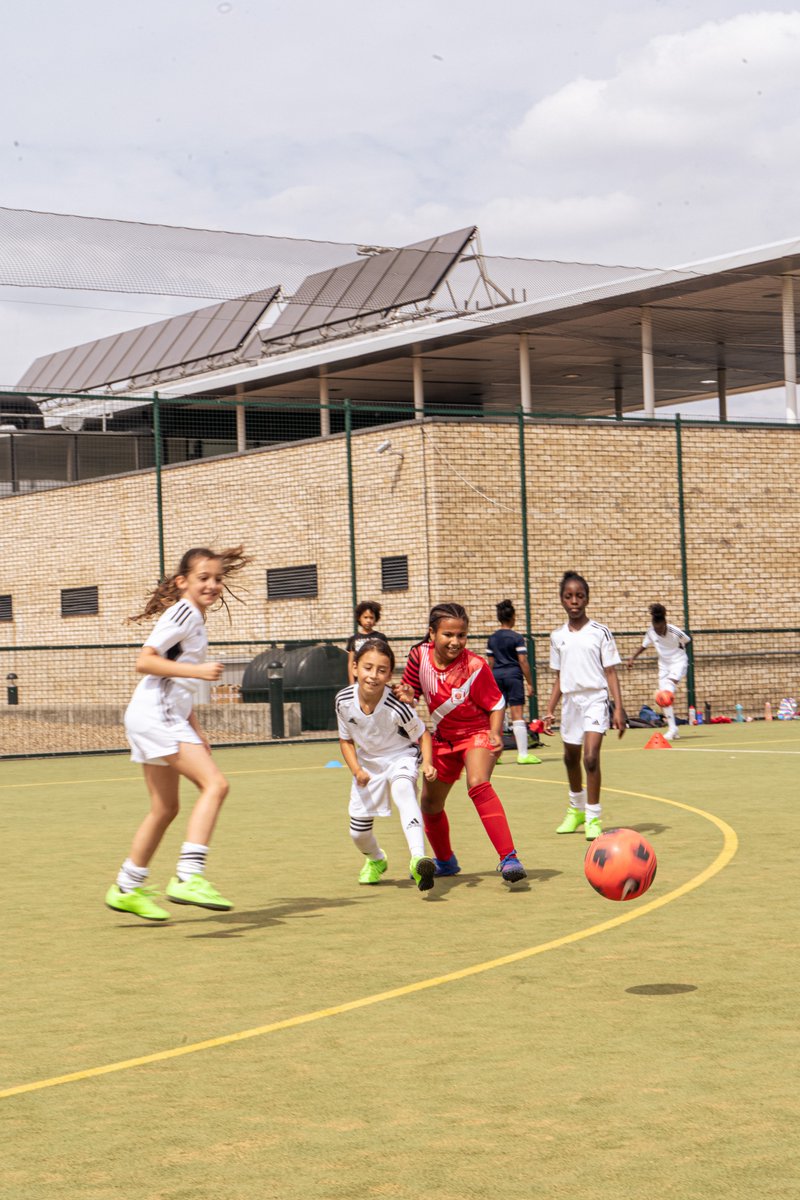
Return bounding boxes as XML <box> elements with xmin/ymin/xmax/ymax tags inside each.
<box><xmin>335</xmin><ymin>684</ymin><xmax>425</xmax><ymax>771</ymax></box>
<box><xmin>642</xmin><ymin>624</ymin><xmax>690</xmax><ymax>674</ymax></box>
<box><xmin>550</xmin><ymin>620</ymin><xmax>621</xmax><ymax>694</ymax></box>
<box><xmin>127</xmin><ymin>598</ymin><xmax>207</xmax><ymax>723</ymax></box>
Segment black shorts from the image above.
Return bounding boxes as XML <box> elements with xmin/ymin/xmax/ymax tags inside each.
<box><xmin>493</xmin><ymin>669</ymin><xmax>525</xmax><ymax>707</ymax></box>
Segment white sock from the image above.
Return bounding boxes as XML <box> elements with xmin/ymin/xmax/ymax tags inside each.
<box><xmin>117</xmin><ymin>858</ymin><xmax>149</xmax><ymax>892</ymax></box>
<box><xmin>664</xmin><ymin>705</ymin><xmax>677</xmax><ymax>732</ymax></box>
<box><xmin>512</xmin><ymin>720</ymin><xmax>529</xmax><ymax>757</ymax></box>
<box><xmin>349</xmin><ymin>816</ymin><xmax>383</xmax><ymax>859</ymax></box>
<box><xmin>569</xmin><ymin>789</ymin><xmax>587</xmax><ymax>810</ymax></box>
<box><xmin>585</xmin><ymin>803</ymin><xmax>601</xmax><ymax>820</ymax></box>
<box><xmin>176</xmin><ymin>841</ymin><xmax>208</xmax><ymax>882</ymax></box>
<box><xmin>390</xmin><ymin>776</ymin><xmax>426</xmax><ymax>858</ymax></box>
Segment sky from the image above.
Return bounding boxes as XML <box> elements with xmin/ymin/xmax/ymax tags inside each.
<box><xmin>2</xmin><ymin>0</ymin><xmax>800</xmax><ymax>415</ymax></box>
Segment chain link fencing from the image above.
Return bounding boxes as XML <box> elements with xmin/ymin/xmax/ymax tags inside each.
<box><xmin>2</xmin><ymin>391</ymin><xmax>799</xmax><ymax>756</ymax></box>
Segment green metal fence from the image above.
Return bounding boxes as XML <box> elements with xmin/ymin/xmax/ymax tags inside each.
<box><xmin>2</xmin><ymin>387</ymin><xmax>800</xmax><ymax>755</ymax></box>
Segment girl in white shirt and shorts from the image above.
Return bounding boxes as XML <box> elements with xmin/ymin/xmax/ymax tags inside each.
<box><xmin>543</xmin><ymin>572</ymin><xmax>626</xmax><ymax>842</ymax></box>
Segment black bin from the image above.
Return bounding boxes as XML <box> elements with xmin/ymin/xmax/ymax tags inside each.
<box><xmin>241</xmin><ymin>643</ymin><xmax>348</xmax><ymax>731</ymax></box>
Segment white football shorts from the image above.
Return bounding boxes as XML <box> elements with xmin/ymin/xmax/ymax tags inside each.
<box><xmin>348</xmin><ymin>754</ymin><xmax>420</xmax><ymax>818</ymax></box>
<box><xmin>658</xmin><ymin>664</ymin><xmax>687</xmax><ymax>692</ymax></box>
<box><xmin>124</xmin><ymin>700</ymin><xmax>202</xmax><ymax>766</ymax></box>
<box><xmin>560</xmin><ymin>689</ymin><xmax>610</xmax><ymax>745</ymax></box>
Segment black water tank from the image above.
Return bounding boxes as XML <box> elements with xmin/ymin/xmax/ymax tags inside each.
<box><xmin>241</xmin><ymin>643</ymin><xmax>348</xmax><ymax>731</ymax></box>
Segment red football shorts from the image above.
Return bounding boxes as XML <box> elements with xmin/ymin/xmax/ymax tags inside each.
<box><xmin>432</xmin><ymin>730</ymin><xmax>500</xmax><ymax>784</ymax></box>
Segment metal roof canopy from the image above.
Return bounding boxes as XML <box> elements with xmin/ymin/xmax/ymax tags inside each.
<box><xmin>15</xmin><ymin>228</ymin><xmax>800</xmax><ymax>419</ymax></box>
<box><xmin>150</xmin><ymin>243</ymin><xmax>800</xmax><ymax>417</ymax></box>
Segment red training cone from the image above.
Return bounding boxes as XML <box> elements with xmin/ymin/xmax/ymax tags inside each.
<box><xmin>644</xmin><ymin>732</ymin><xmax>672</xmax><ymax>750</ymax></box>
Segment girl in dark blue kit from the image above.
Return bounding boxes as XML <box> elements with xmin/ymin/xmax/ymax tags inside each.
<box><xmin>486</xmin><ymin>599</ymin><xmax>541</xmax><ymax>765</ymax></box>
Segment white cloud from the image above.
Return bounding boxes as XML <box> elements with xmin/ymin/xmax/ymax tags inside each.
<box><xmin>2</xmin><ymin>0</ymin><xmax>800</xmax><ymax>398</ymax></box>
<box><xmin>509</xmin><ymin>12</ymin><xmax>800</xmax><ymax>161</ymax></box>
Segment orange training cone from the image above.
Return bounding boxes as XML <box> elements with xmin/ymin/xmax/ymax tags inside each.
<box><xmin>644</xmin><ymin>732</ymin><xmax>672</xmax><ymax>750</ymax></box>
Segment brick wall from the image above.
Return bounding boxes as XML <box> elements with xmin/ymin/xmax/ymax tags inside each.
<box><xmin>1</xmin><ymin>418</ymin><xmax>799</xmax><ymax>718</ymax></box>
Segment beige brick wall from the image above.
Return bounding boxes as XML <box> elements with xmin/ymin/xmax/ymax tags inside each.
<box><xmin>1</xmin><ymin>418</ymin><xmax>799</xmax><ymax>718</ymax></box>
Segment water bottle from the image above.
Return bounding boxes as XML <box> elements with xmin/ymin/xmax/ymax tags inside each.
<box><xmin>704</xmin><ymin>700</ymin><xmax>712</xmax><ymax>725</ymax></box>
<box><xmin>688</xmin><ymin>705</ymin><xmax>697</xmax><ymax>725</ymax></box>
<box><xmin>764</xmin><ymin>701</ymin><xmax>773</xmax><ymax>721</ymax></box>
<box><xmin>734</xmin><ymin>703</ymin><xmax>744</xmax><ymax>723</ymax></box>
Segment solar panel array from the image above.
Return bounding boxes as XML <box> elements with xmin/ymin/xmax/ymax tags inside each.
<box><xmin>18</xmin><ymin>289</ymin><xmax>279</xmax><ymax>392</ymax></box>
<box><xmin>262</xmin><ymin>227</ymin><xmax>476</xmax><ymax>343</ymax></box>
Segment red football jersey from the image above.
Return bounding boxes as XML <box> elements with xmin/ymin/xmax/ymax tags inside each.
<box><xmin>402</xmin><ymin>642</ymin><xmax>504</xmax><ymax>741</ymax></box>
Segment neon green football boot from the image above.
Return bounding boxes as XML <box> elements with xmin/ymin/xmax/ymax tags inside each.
<box><xmin>105</xmin><ymin>884</ymin><xmax>170</xmax><ymax>921</ymax></box>
<box><xmin>358</xmin><ymin>856</ymin><xmax>388</xmax><ymax>885</ymax></box>
<box><xmin>516</xmin><ymin>753</ymin><xmax>543</xmax><ymax>765</ymax></box>
<box><xmin>584</xmin><ymin>816</ymin><xmax>603</xmax><ymax>841</ymax></box>
<box><xmin>165</xmin><ymin>875</ymin><xmax>233</xmax><ymax>910</ymax></box>
<box><xmin>555</xmin><ymin>806</ymin><xmax>586</xmax><ymax>834</ymax></box>
<box><xmin>409</xmin><ymin>855</ymin><xmax>436</xmax><ymax>892</ymax></box>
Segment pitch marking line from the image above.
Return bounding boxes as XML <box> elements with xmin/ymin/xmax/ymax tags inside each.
<box><xmin>0</xmin><ymin>766</ymin><xmax>332</xmax><ymax>790</ymax></box>
<box><xmin>674</xmin><ymin>748</ymin><xmax>800</xmax><ymax>755</ymax></box>
<box><xmin>0</xmin><ymin>782</ymin><xmax>736</xmax><ymax>1102</ymax></box>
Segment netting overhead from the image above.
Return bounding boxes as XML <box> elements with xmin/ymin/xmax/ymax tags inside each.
<box><xmin>0</xmin><ymin>207</ymin><xmax>362</xmax><ymax>300</ymax></box>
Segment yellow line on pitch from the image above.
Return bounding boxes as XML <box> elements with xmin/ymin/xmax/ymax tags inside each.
<box><xmin>0</xmin><ymin>781</ymin><xmax>737</xmax><ymax>1102</ymax></box>
<box><xmin>0</xmin><ymin>765</ymin><xmax>333</xmax><ymax>790</ymax></box>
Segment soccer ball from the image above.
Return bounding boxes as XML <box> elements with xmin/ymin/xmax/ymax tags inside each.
<box><xmin>584</xmin><ymin>828</ymin><xmax>657</xmax><ymax>902</ymax></box>
<box><xmin>654</xmin><ymin>688</ymin><xmax>674</xmax><ymax>708</ymax></box>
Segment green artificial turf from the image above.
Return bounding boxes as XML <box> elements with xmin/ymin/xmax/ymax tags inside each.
<box><xmin>1</xmin><ymin>723</ymin><xmax>797</xmax><ymax>1199</ymax></box>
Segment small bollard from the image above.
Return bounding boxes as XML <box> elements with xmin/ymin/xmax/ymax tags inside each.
<box><xmin>6</xmin><ymin>672</ymin><xmax>18</xmax><ymax>705</ymax></box>
<box><xmin>267</xmin><ymin>660</ymin><xmax>285</xmax><ymax>739</ymax></box>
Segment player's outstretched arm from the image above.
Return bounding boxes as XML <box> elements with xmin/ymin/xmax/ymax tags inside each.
<box><xmin>542</xmin><ymin>676</ymin><xmax>561</xmax><ymax>735</ymax></box>
<box><xmin>135</xmin><ymin>646</ymin><xmax>223</xmax><ymax>682</ymax></box>
<box><xmin>339</xmin><ymin>738</ymin><xmax>370</xmax><ymax>787</ymax></box>
<box><xmin>605</xmin><ymin>666</ymin><xmax>626</xmax><ymax>738</ymax></box>
<box><xmin>419</xmin><ymin>730</ymin><xmax>437</xmax><ymax>781</ymax></box>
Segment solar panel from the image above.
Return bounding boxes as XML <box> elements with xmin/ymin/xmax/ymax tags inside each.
<box><xmin>18</xmin><ymin>289</ymin><xmax>279</xmax><ymax>392</ymax></box>
<box><xmin>263</xmin><ymin>227</ymin><xmax>476</xmax><ymax>342</ymax></box>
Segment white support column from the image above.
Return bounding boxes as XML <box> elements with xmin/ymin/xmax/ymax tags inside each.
<box><xmin>782</xmin><ymin>276</ymin><xmax>798</xmax><ymax>423</ymax></box>
<box><xmin>518</xmin><ymin>333</ymin><xmax>532</xmax><ymax>415</ymax></box>
<box><xmin>717</xmin><ymin>365</ymin><xmax>727</xmax><ymax>423</ymax></box>
<box><xmin>319</xmin><ymin>368</ymin><xmax>330</xmax><ymax>438</ymax></box>
<box><xmin>412</xmin><ymin>348</ymin><xmax>424</xmax><ymax>420</ymax></box>
<box><xmin>641</xmin><ymin>308</ymin><xmax>655</xmax><ymax>417</ymax></box>
<box><xmin>235</xmin><ymin>385</ymin><xmax>246</xmax><ymax>452</ymax></box>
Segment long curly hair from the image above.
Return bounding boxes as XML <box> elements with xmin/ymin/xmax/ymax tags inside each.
<box><xmin>128</xmin><ymin>545</ymin><xmax>253</xmax><ymax>623</ymax></box>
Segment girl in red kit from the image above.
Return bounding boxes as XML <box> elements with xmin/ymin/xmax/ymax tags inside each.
<box><xmin>400</xmin><ymin>602</ymin><xmax>527</xmax><ymax>883</ymax></box>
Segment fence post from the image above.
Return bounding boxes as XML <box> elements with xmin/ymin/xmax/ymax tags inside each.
<box><xmin>517</xmin><ymin>408</ymin><xmax>538</xmax><ymax>717</ymax></box>
<box><xmin>153</xmin><ymin>391</ymin><xmax>165</xmax><ymax>578</ymax></box>
<box><xmin>675</xmin><ymin>415</ymin><xmax>696</xmax><ymax>707</ymax></box>
<box><xmin>344</xmin><ymin>398</ymin><xmax>358</xmax><ymax>623</ymax></box>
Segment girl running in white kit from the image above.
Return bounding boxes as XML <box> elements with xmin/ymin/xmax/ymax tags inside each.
<box><xmin>336</xmin><ymin>638</ymin><xmax>438</xmax><ymax>892</ymax></box>
<box><xmin>626</xmin><ymin>603</ymin><xmax>691</xmax><ymax>740</ymax></box>
<box><xmin>543</xmin><ymin>571</ymin><xmax>626</xmax><ymax>841</ymax></box>
<box><xmin>105</xmin><ymin>545</ymin><xmax>251</xmax><ymax>922</ymax></box>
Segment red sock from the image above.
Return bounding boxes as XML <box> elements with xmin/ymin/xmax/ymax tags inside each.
<box><xmin>423</xmin><ymin>808</ymin><xmax>453</xmax><ymax>861</ymax></box>
<box><xmin>468</xmin><ymin>782</ymin><xmax>515</xmax><ymax>858</ymax></box>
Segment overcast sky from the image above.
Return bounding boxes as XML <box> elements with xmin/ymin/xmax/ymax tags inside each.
<box><xmin>2</xmin><ymin>0</ymin><xmax>799</xmax><ymax>415</ymax></box>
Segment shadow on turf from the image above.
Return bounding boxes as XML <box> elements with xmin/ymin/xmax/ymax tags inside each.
<box><xmin>625</xmin><ymin>822</ymin><xmax>670</xmax><ymax>837</ymax></box>
<box><xmin>626</xmin><ymin>983</ymin><xmax>698</xmax><ymax>996</ymax></box>
<box><xmin>165</xmin><ymin>895</ymin><xmax>367</xmax><ymax>938</ymax></box>
<box><xmin>106</xmin><ymin>871</ymin><xmax>565</xmax><ymax>930</ymax></box>
<box><xmin>382</xmin><ymin>867</ymin><xmax>563</xmax><ymax>900</ymax></box>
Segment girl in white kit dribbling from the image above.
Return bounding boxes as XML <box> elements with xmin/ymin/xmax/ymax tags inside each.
<box><xmin>105</xmin><ymin>545</ymin><xmax>251</xmax><ymax>922</ymax></box>
<box><xmin>336</xmin><ymin>638</ymin><xmax>438</xmax><ymax>892</ymax></box>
